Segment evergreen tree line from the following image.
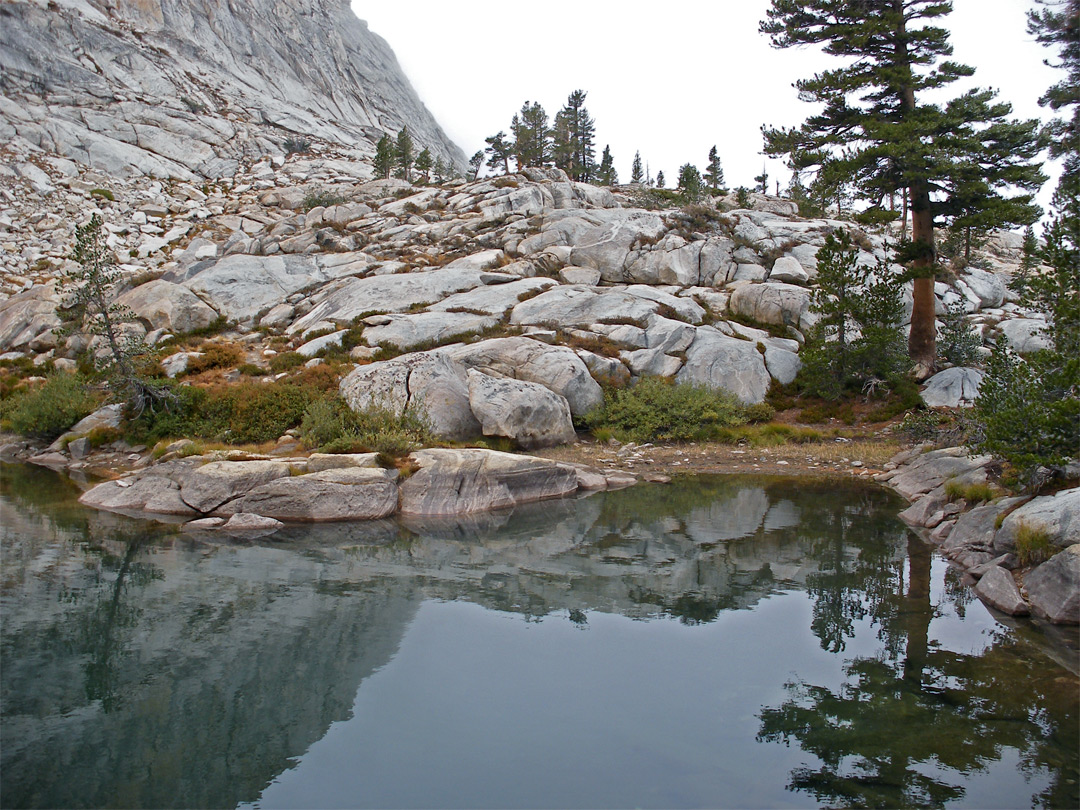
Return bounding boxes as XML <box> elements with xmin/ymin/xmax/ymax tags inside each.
<box><xmin>372</xmin><ymin>126</ymin><xmax>460</xmax><ymax>185</ymax></box>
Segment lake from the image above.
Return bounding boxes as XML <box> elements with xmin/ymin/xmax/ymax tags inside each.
<box><xmin>1</xmin><ymin>463</ymin><xmax>1077</xmax><ymax>809</ymax></box>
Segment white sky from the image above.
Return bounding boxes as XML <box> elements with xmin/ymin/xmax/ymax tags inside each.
<box><xmin>353</xmin><ymin>0</ymin><xmax>1061</xmax><ymax>215</ymax></box>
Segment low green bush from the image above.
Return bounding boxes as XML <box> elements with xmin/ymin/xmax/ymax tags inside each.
<box><xmin>298</xmin><ymin>395</ymin><xmax>431</xmax><ymax>458</ymax></box>
<box><xmin>127</xmin><ymin>379</ymin><xmax>319</xmax><ymax>445</ymax></box>
<box><xmin>185</xmin><ymin>343</ymin><xmax>243</xmax><ymax>374</ymax></box>
<box><xmin>3</xmin><ymin>373</ymin><xmax>100</xmax><ymax>440</ymax></box>
<box><xmin>268</xmin><ymin>352</ymin><xmax>306</xmax><ymax>373</ymax></box>
<box><xmin>583</xmin><ymin>377</ymin><xmax>747</xmax><ymax>443</ymax></box>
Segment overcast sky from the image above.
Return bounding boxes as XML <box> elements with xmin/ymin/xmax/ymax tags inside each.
<box><xmin>353</xmin><ymin>0</ymin><xmax>1061</xmax><ymax>214</ymax></box>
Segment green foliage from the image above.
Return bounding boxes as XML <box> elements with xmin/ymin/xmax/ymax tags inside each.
<box><xmin>582</xmin><ymin>377</ymin><xmax>748</xmax><ymax>443</ymax></box>
<box><xmin>302</xmin><ymin>188</ymin><xmax>348</xmax><ymax>211</ymax></box>
<box><xmin>268</xmin><ymin>352</ymin><xmax>306</xmax><ymax>373</ymax></box>
<box><xmin>1014</xmin><ymin>521</ymin><xmax>1055</xmax><ymax>566</ymax></box>
<box><xmin>762</xmin><ymin>0</ymin><xmax>1045</xmax><ymax>370</ymax></box>
<box><xmin>413</xmin><ymin>147</ymin><xmax>433</xmax><ymax>183</ymax></box>
<box><xmin>511</xmin><ymin>101</ymin><xmax>552</xmax><ymax>170</ymax></box>
<box><xmin>3</xmin><ymin>373</ymin><xmax>99</xmax><ymax>440</ymax></box>
<box><xmin>594</xmin><ymin>144</ymin><xmax>617</xmax><ymax>186</ymax></box>
<box><xmin>937</xmin><ymin>298</ymin><xmax>983</xmax><ymax>368</ymax></box>
<box><xmin>298</xmin><ymin>396</ymin><xmax>431</xmax><ymax>457</ymax></box>
<box><xmin>677</xmin><ymin>163</ymin><xmax>704</xmax><ymax>204</ymax></box>
<box><xmin>552</xmin><ymin>90</ymin><xmax>596</xmax><ymax>181</ymax></box>
<box><xmin>127</xmin><ymin>379</ymin><xmax>319</xmax><ymax>446</ymax></box>
<box><xmin>374</xmin><ymin>134</ymin><xmax>395</xmax><ymax>180</ymax></box>
<box><xmin>283</xmin><ymin>137</ymin><xmax>311</xmax><ymax>155</ymax></box>
<box><xmin>631</xmin><ymin>150</ymin><xmax>644</xmax><ymax>184</ymax></box>
<box><xmin>394</xmin><ymin>126</ymin><xmax>415</xmax><ymax>182</ymax></box>
<box><xmin>735</xmin><ymin>187</ymin><xmax>751</xmax><ymax>208</ymax></box>
<box><xmin>58</xmin><ymin>214</ymin><xmax>173</xmax><ymax>414</ymax></box>
<box><xmin>797</xmin><ymin>231</ymin><xmax>908</xmax><ymax>400</ymax></box>
<box><xmin>185</xmin><ymin>342</ymin><xmax>244</xmax><ymax>375</ymax></box>
<box><xmin>89</xmin><ymin>188</ymin><xmax>115</xmax><ymax>201</ymax></box>
<box><xmin>704</xmin><ymin>146</ymin><xmax>725</xmax><ymax>191</ymax></box>
<box><xmin>973</xmin><ymin>343</ymin><xmax>1078</xmax><ymax>486</ymax></box>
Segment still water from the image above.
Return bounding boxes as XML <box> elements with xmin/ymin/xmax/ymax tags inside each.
<box><xmin>1</xmin><ymin>463</ymin><xmax>1077</xmax><ymax>809</ymax></box>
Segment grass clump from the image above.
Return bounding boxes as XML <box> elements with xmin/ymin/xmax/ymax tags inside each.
<box><xmin>583</xmin><ymin>377</ymin><xmax>747</xmax><ymax>443</ymax></box>
<box><xmin>2</xmin><ymin>373</ymin><xmax>100</xmax><ymax>440</ymax></box>
<box><xmin>944</xmin><ymin>479</ymin><xmax>997</xmax><ymax>504</ymax></box>
<box><xmin>299</xmin><ymin>396</ymin><xmax>431</xmax><ymax>458</ymax></box>
<box><xmin>1014</xmin><ymin>521</ymin><xmax>1055</xmax><ymax>566</ymax></box>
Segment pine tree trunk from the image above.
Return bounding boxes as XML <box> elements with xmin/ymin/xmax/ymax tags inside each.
<box><xmin>907</xmin><ymin>183</ymin><xmax>937</xmax><ymax>377</ymax></box>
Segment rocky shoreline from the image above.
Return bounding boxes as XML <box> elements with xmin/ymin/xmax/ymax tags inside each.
<box><xmin>4</xmin><ymin>424</ymin><xmax>1076</xmax><ymax>627</ymax></box>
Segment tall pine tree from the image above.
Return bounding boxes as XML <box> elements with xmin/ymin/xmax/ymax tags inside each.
<box><xmin>552</xmin><ymin>90</ymin><xmax>596</xmax><ymax>181</ymax></box>
<box><xmin>373</xmin><ymin>134</ymin><xmax>394</xmax><ymax>180</ymax></box>
<box><xmin>511</xmin><ymin>101</ymin><xmax>551</xmax><ymax>169</ymax></box>
<box><xmin>631</xmin><ymin>151</ymin><xmax>644</xmax><ymax>185</ymax></box>
<box><xmin>394</xmin><ymin>125</ymin><xmax>414</xmax><ymax>182</ymax></box>
<box><xmin>761</xmin><ymin>0</ymin><xmax>1045</xmax><ymax>376</ymax></box>
<box><xmin>704</xmin><ymin>146</ymin><xmax>725</xmax><ymax>191</ymax></box>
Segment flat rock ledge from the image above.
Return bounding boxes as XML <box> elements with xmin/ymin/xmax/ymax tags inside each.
<box><xmin>880</xmin><ymin>445</ymin><xmax>1079</xmax><ymax>624</ymax></box>
<box><xmin>77</xmin><ymin>448</ymin><xmax>640</xmax><ymax>534</ymax></box>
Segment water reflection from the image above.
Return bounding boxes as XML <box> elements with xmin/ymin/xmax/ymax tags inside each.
<box><xmin>1</xmin><ymin>465</ymin><xmax>1076</xmax><ymax>809</ymax></box>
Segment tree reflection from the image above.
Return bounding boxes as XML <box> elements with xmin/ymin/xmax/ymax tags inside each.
<box><xmin>78</xmin><ymin>532</ymin><xmax>163</xmax><ymax>711</ymax></box>
<box><xmin>758</xmin><ymin>534</ymin><xmax>1080</xmax><ymax>809</ymax></box>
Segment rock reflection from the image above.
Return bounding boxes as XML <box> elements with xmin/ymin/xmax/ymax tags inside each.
<box><xmin>2</xmin><ymin>467</ymin><xmax>1075</xmax><ymax>809</ymax></box>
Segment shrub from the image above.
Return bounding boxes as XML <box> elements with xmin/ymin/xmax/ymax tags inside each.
<box><xmin>126</xmin><ymin>379</ymin><xmax>319</xmax><ymax>445</ymax></box>
<box><xmin>1014</xmin><ymin>521</ymin><xmax>1055</xmax><ymax>566</ymax></box>
<box><xmin>796</xmin><ymin>231</ymin><xmax>908</xmax><ymax>401</ymax></box>
<box><xmin>4</xmin><ymin>373</ymin><xmax>99</xmax><ymax>440</ymax></box>
<box><xmin>583</xmin><ymin>377</ymin><xmax>747</xmax><ymax>443</ymax></box>
<box><xmin>89</xmin><ymin>188</ymin><xmax>115</xmax><ymax>201</ymax></box>
<box><xmin>735</xmin><ymin>187</ymin><xmax>751</xmax><ymax>208</ymax></box>
<box><xmin>743</xmin><ymin>402</ymin><xmax>776</xmax><ymax>423</ymax></box>
<box><xmin>283</xmin><ymin>137</ymin><xmax>311</xmax><ymax>155</ymax></box>
<box><xmin>268</xmin><ymin>352</ymin><xmax>306</xmax><ymax>373</ymax></box>
<box><xmin>298</xmin><ymin>396</ymin><xmax>431</xmax><ymax>457</ymax></box>
<box><xmin>938</xmin><ymin>298</ymin><xmax>983</xmax><ymax>367</ymax></box>
<box><xmin>302</xmin><ymin>188</ymin><xmax>348</xmax><ymax>211</ymax></box>
<box><xmin>185</xmin><ymin>342</ymin><xmax>244</xmax><ymax>374</ymax></box>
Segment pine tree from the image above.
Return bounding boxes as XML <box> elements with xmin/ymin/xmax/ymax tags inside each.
<box><xmin>468</xmin><ymin>150</ymin><xmax>484</xmax><ymax>181</ymax></box>
<box><xmin>677</xmin><ymin>163</ymin><xmax>704</xmax><ymax>204</ymax></box>
<box><xmin>432</xmin><ymin>156</ymin><xmax>448</xmax><ymax>184</ymax></box>
<box><xmin>373</xmin><ymin>134</ymin><xmax>394</xmax><ymax>180</ymax></box>
<box><xmin>58</xmin><ymin>214</ymin><xmax>173</xmax><ymax>414</ymax></box>
<box><xmin>595</xmin><ymin>145</ymin><xmax>617</xmax><ymax>186</ymax></box>
<box><xmin>704</xmin><ymin>146</ymin><xmax>725</xmax><ymax>191</ymax></box>
<box><xmin>761</xmin><ymin>0</ymin><xmax>1045</xmax><ymax>376</ymax></box>
<box><xmin>656</xmin><ymin>170</ymin><xmax>665</xmax><ymax>189</ymax></box>
<box><xmin>414</xmin><ymin>148</ymin><xmax>433</xmax><ymax>184</ymax></box>
<box><xmin>511</xmin><ymin>101</ymin><xmax>551</xmax><ymax>169</ymax></box>
<box><xmin>394</xmin><ymin>125</ymin><xmax>414</xmax><ymax>182</ymax></box>
<box><xmin>798</xmin><ymin>230</ymin><xmax>906</xmax><ymax>400</ymax></box>
<box><xmin>631</xmin><ymin>151</ymin><xmax>644</xmax><ymax>185</ymax></box>
<box><xmin>753</xmin><ymin>165</ymin><xmax>769</xmax><ymax>195</ymax></box>
<box><xmin>972</xmin><ymin>0</ymin><xmax>1079</xmax><ymax>486</ymax></box>
<box><xmin>484</xmin><ymin>130</ymin><xmax>513</xmax><ymax>175</ymax></box>
<box><xmin>551</xmin><ymin>90</ymin><xmax>596</xmax><ymax>181</ymax></box>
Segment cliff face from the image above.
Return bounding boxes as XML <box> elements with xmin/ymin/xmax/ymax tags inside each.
<box><xmin>0</xmin><ymin>0</ymin><xmax>464</xmax><ymax>180</ymax></box>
